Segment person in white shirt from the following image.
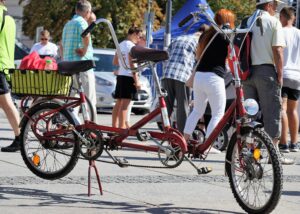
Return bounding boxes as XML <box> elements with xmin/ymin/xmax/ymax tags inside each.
<box><xmin>30</xmin><ymin>30</ymin><xmax>58</xmax><ymax>57</ymax></box>
<box><xmin>112</xmin><ymin>26</ymin><xmax>142</xmax><ymax>128</ymax></box>
<box><xmin>278</xmin><ymin>6</ymin><xmax>300</xmax><ymax>153</ymax></box>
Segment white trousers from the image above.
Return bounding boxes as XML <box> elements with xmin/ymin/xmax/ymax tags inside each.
<box><xmin>72</xmin><ymin>69</ymin><xmax>97</xmax><ymax>122</ymax></box>
<box><xmin>184</xmin><ymin>72</ymin><xmax>226</xmax><ymax>136</ymax></box>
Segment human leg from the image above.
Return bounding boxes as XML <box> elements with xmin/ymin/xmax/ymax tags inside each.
<box><xmin>254</xmin><ymin>66</ymin><xmax>281</xmax><ymax>141</ymax></box>
<box><xmin>175</xmin><ymin>80</ymin><xmax>190</xmax><ymax>133</ymax></box>
<box><xmin>161</xmin><ymin>78</ymin><xmax>175</xmax><ymax>118</ymax></box>
<box><xmin>0</xmin><ymin>93</ymin><xmax>20</xmax><ymax>136</ymax></box>
<box><xmin>184</xmin><ymin>73</ymin><xmax>207</xmax><ymax>141</ymax></box>
<box><xmin>118</xmin><ymin>98</ymin><xmax>131</xmax><ymax>128</ymax></box>
<box><xmin>80</xmin><ymin>70</ymin><xmax>97</xmax><ymax>122</ymax></box>
<box><xmin>279</xmin><ymin>96</ymin><xmax>289</xmax><ymax>152</ymax></box>
<box><xmin>112</xmin><ymin>99</ymin><xmax>121</xmax><ymax>128</ymax></box>
<box><xmin>254</xmin><ymin>66</ymin><xmax>294</xmax><ymax>164</ymax></box>
<box><xmin>286</xmin><ymin>97</ymin><xmax>299</xmax><ymax>152</ymax></box>
<box><xmin>125</xmin><ymin>101</ymin><xmax>133</xmax><ymax>128</ymax></box>
<box><xmin>0</xmin><ymin>72</ymin><xmax>21</xmax><ymax>152</ymax></box>
<box><xmin>205</xmin><ymin>73</ymin><xmax>226</xmax><ymax>137</ymax></box>
<box><xmin>0</xmin><ymin>93</ymin><xmax>21</xmax><ymax>152</ymax></box>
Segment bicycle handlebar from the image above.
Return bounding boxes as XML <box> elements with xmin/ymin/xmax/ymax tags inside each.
<box><xmin>81</xmin><ymin>21</ymin><xmax>96</xmax><ymax>37</ymax></box>
<box><xmin>178</xmin><ymin>14</ymin><xmax>194</xmax><ymax>27</ymax></box>
<box><xmin>81</xmin><ymin>18</ymin><xmax>131</xmax><ymax>71</ymax></box>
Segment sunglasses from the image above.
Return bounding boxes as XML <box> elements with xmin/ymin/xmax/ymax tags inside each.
<box><xmin>40</xmin><ymin>38</ymin><xmax>48</xmax><ymax>41</ymax></box>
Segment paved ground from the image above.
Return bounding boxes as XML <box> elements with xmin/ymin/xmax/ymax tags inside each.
<box><xmin>0</xmin><ymin>109</ymin><xmax>299</xmax><ymax>214</ymax></box>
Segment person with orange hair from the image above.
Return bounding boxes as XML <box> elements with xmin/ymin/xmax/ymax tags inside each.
<box><xmin>183</xmin><ymin>9</ymin><xmax>236</xmax><ymax>153</ymax></box>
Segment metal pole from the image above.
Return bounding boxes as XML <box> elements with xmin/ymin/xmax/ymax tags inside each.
<box><xmin>163</xmin><ymin>0</ymin><xmax>172</xmax><ymax>51</ymax></box>
<box><xmin>297</xmin><ymin>0</ymin><xmax>300</xmax><ymax>28</ymax></box>
<box><xmin>146</xmin><ymin>0</ymin><xmax>153</xmax><ymax>47</ymax></box>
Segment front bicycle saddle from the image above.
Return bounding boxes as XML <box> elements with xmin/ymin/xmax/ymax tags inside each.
<box><xmin>58</xmin><ymin>60</ymin><xmax>96</xmax><ymax>76</ymax></box>
<box><xmin>130</xmin><ymin>46</ymin><xmax>169</xmax><ymax>64</ymax></box>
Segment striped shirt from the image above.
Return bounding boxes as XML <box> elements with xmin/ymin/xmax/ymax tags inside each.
<box><xmin>163</xmin><ymin>35</ymin><xmax>198</xmax><ymax>83</ymax></box>
<box><xmin>62</xmin><ymin>15</ymin><xmax>93</xmax><ymax>61</ymax></box>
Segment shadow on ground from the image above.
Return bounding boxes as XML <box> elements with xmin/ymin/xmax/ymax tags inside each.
<box><xmin>0</xmin><ymin>186</ymin><xmax>243</xmax><ymax>213</ymax></box>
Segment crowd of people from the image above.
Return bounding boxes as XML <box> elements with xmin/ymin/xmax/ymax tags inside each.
<box><xmin>0</xmin><ymin>0</ymin><xmax>299</xmax><ymax>165</ymax></box>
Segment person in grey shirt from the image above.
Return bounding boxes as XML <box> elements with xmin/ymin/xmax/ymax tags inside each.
<box><xmin>244</xmin><ymin>0</ymin><xmax>294</xmax><ymax>164</ymax></box>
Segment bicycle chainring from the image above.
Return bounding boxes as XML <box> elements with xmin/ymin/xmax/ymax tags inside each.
<box><xmin>79</xmin><ymin>129</ymin><xmax>104</xmax><ymax>160</ymax></box>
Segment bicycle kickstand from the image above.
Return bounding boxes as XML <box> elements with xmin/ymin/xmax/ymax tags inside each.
<box><xmin>88</xmin><ymin>160</ymin><xmax>103</xmax><ymax>196</ymax></box>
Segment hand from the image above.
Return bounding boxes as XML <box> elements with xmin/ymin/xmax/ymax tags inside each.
<box><xmin>277</xmin><ymin>77</ymin><xmax>283</xmax><ymax>87</ymax></box>
<box><xmin>113</xmin><ymin>70</ymin><xmax>119</xmax><ymax>76</ymax></box>
<box><xmin>75</xmin><ymin>48</ymin><xmax>85</xmax><ymax>57</ymax></box>
<box><xmin>134</xmin><ymin>82</ymin><xmax>142</xmax><ymax>90</ymax></box>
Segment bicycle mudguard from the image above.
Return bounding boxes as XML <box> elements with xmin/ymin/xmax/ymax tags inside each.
<box><xmin>148</xmin><ymin>130</ymin><xmax>188</xmax><ymax>153</ymax></box>
<box><xmin>19</xmin><ymin>101</ymin><xmax>81</xmax><ymax>129</ymax></box>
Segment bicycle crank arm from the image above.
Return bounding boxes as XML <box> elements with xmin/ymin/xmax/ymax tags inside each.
<box><xmin>183</xmin><ymin>155</ymin><xmax>213</xmax><ymax>175</ymax></box>
<box><xmin>104</xmin><ymin>149</ymin><xmax>128</xmax><ymax>168</ymax></box>
<box><xmin>71</xmin><ymin>127</ymin><xmax>91</xmax><ymax>145</ymax></box>
<box><xmin>150</xmin><ymin>137</ymin><xmax>174</xmax><ymax>155</ymax></box>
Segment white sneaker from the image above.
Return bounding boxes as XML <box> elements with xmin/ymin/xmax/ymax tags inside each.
<box><xmin>278</xmin><ymin>153</ymin><xmax>295</xmax><ymax>165</ymax></box>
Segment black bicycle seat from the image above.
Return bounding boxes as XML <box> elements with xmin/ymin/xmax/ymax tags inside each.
<box><xmin>58</xmin><ymin>60</ymin><xmax>95</xmax><ymax>76</ymax></box>
<box><xmin>130</xmin><ymin>46</ymin><xmax>169</xmax><ymax>64</ymax></box>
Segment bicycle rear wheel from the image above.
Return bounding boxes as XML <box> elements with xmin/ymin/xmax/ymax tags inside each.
<box><xmin>20</xmin><ymin>102</ymin><xmax>80</xmax><ymax>180</ymax></box>
<box><xmin>225</xmin><ymin>128</ymin><xmax>282</xmax><ymax>213</ymax></box>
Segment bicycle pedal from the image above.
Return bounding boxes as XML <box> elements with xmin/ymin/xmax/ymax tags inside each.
<box><xmin>116</xmin><ymin>158</ymin><xmax>128</xmax><ymax>168</ymax></box>
<box><xmin>197</xmin><ymin>167</ymin><xmax>212</xmax><ymax>175</ymax></box>
<box><xmin>136</xmin><ymin>130</ymin><xmax>151</xmax><ymax>141</ymax></box>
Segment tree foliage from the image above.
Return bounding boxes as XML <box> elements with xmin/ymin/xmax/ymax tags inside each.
<box><xmin>19</xmin><ymin>0</ymin><xmax>256</xmax><ymax>48</ymax></box>
<box><xmin>208</xmin><ymin>0</ymin><xmax>256</xmax><ymax>21</ymax></box>
<box><xmin>20</xmin><ymin>0</ymin><xmax>164</xmax><ymax>48</ymax></box>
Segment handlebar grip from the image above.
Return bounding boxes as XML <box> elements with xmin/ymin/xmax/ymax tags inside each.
<box><xmin>81</xmin><ymin>22</ymin><xmax>96</xmax><ymax>37</ymax></box>
<box><xmin>178</xmin><ymin>14</ymin><xmax>193</xmax><ymax>27</ymax></box>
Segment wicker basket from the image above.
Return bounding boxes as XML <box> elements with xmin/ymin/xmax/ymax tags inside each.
<box><xmin>8</xmin><ymin>69</ymin><xmax>72</xmax><ymax>96</ymax></box>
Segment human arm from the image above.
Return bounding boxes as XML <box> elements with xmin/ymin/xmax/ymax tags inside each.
<box><xmin>112</xmin><ymin>52</ymin><xmax>119</xmax><ymax>66</ymax></box>
<box><xmin>195</xmin><ymin>43</ymin><xmax>202</xmax><ymax>61</ymax></box>
<box><xmin>272</xmin><ymin>46</ymin><xmax>284</xmax><ymax>86</ymax></box>
<box><xmin>58</xmin><ymin>41</ymin><xmax>63</xmax><ymax>60</ymax></box>
<box><xmin>112</xmin><ymin>52</ymin><xmax>119</xmax><ymax>75</ymax></box>
<box><xmin>75</xmin><ymin>34</ymin><xmax>90</xmax><ymax>57</ymax></box>
<box><xmin>129</xmin><ymin>53</ymin><xmax>141</xmax><ymax>90</ymax></box>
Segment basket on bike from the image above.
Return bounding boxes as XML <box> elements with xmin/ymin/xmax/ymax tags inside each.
<box><xmin>8</xmin><ymin>69</ymin><xmax>72</xmax><ymax>96</ymax></box>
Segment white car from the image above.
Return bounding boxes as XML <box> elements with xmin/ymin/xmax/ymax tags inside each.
<box><xmin>93</xmin><ymin>48</ymin><xmax>152</xmax><ymax>114</ymax></box>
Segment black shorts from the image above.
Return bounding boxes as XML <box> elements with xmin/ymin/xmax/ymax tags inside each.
<box><xmin>114</xmin><ymin>75</ymin><xmax>137</xmax><ymax>99</ymax></box>
<box><xmin>0</xmin><ymin>72</ymin><xmax>10</xmax><ymax>95</ymax></box>
<box><xmin>281</xmin><ymin>87</ymin><xmax>300</xmax><ymax>101</ymax></box>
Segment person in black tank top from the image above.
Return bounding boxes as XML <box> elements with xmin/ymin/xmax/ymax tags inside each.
<box><xmin>183</xmin><ymin>9</ymin><xmax>236</xmax><ymax>153</ymax></box>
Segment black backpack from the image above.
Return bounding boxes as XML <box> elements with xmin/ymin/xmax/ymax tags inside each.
<box><xmin>228</xmin><ymin>17</ymin><xmax>252</xmax><ymax>80</ymax></box>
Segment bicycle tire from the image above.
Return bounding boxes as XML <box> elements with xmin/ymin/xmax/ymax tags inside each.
<box><xmin>20</xmin><ymin>102</ymin><xmax>80</xmax><ymax>180</ymax></box>
<box><xmin>225</xmin><ymin>128</ymin><xmax>282</xmax><ymax>213</ymax></box>
<box><xmin>80</xmin><ymin>95</ymin><xmax>96</xmax><ymax>122</ymax></box>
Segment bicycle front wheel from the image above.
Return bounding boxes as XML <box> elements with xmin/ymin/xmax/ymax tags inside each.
<box><xmin>20</xmin><ymin>102</ymin><xmax>80</xmax><ymax>180</ymax></box>
<box><xmin>225</xmin><ymin>128</ymin><xmax>282</xmax><ymax>213</ymax></box>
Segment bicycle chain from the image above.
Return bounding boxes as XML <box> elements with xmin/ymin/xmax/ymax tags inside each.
<box><xmin>48</xmin><ymin>147</ymin><xmax>175</xmax><ymax>169</ymax></box>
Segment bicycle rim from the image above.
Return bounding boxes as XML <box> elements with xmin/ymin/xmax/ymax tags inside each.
<box><xmin>226</xmin><ymin>129</ymin><xmax>282</xmax><ymax>213</ymax></box>
<box><xmin>20</xmin><ymin>103</ymin><xmax>80</xmax><ymax>180</ymax></box>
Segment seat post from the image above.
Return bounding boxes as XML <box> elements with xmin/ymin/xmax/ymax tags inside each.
<box><xmin>74</xmin><ymin>73</ymin><xmax>90</xmax><ymax>121</ymax></box>
<box><xmin>150</xmin><ymin>63</ymin><xmax>165</xmax><ymax>98</ymax></box>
